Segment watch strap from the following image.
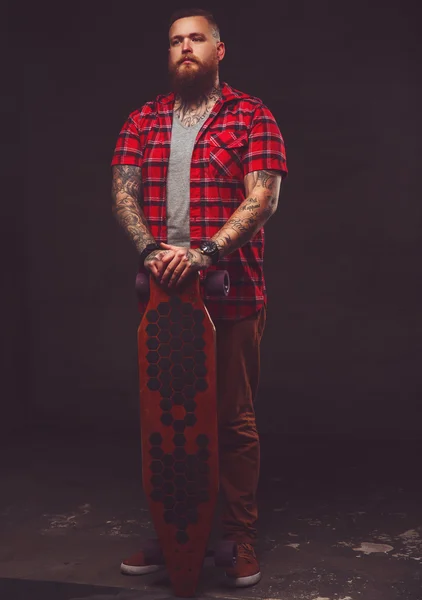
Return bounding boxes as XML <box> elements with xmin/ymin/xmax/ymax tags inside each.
<box><xmin>139</xmin><ymin>243</ymin><xmax>161</xmax><ymax>264</ymax></box>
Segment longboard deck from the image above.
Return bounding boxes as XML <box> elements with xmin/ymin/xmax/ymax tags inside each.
<box><xmin>138</xmin><ymin>275</ymin><xmax>219</xmax><ymax>597</ymax></box>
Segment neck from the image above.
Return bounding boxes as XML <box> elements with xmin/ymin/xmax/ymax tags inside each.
<box><xmin>176</xmin><ymin>78</ymin><xmax>221</xmax><ymax>108</ymax></box>
<box><xmin>174</xmin><ymin>80</ymin><xmax>222</xmax><ymax>128</ymax></box>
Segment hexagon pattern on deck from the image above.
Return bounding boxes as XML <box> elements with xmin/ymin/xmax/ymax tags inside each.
<box><xmin>145</xmin><ymin>295</ymin><xmax>210</xmax><ymax>544</ymax></box>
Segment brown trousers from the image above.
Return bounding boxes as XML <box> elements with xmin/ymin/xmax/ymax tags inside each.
<box><xmin>214</xmin><ymin>306</ymin><xmax>266</xmax><ymax>544</ymax></box>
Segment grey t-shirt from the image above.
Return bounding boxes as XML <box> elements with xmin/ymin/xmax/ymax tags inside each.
<box><xmin>166</xmin><ymin>114</ymin><xmax>204</xmax><ymax>247</ymax></box>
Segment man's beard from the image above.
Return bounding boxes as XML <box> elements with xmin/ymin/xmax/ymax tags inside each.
<box><xmin>169</xmin><ymin>55</ymin><xmax>218</xmax><ymax>101</ymax></box>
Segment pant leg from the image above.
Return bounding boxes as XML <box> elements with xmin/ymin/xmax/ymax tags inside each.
<box><xmin>214</xmin><ymin>306</ymin><xmax>266</xmax><ymax>544</ymax></box>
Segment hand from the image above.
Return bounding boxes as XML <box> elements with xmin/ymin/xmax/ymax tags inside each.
<box><xmin>144</xmin><ymin>248</ymin><xmax>176</xmax><ymax>281</ymax></box>
<box><xmin>159</xmin><ymin>243</ymin><xmax>212</xmax><ymax>288</ymax></box>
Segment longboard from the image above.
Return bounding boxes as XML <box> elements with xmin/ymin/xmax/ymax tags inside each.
<box><xmin>137</xmin><ymin>272</ymin><xmax>229</xmax><ymax>597</ymax></box>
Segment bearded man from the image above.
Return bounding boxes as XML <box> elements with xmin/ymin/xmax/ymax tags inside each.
<box><xmin>111</xmin><ymin>7</ymin><xmax>288</xmax><ymax>588</ymax></box>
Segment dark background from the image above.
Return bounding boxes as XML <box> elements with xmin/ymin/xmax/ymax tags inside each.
<box><xmin>6</xmin><ymin>0</ymin><xmax>422</xmax><ymax>441</ymax></box>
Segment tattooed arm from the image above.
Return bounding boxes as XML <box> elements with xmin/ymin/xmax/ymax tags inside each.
<box><xmin>212</xmin><ymin>170</ymin><xmax>283</xmax><ymax>258</ymax></box>
<box><xmin>111</xmin><ymin>165</ymin><xmax>155</xmax><ymax>252</ymax></box>
<box><xmin>154</xmin><ymin>169</ymin><xmax>282</xmax><ymax>288</ymax></box>
<box><xmin>111</xmin><ymin>165</ymin><xmax>174</xmax><ymax>278</ymax></box>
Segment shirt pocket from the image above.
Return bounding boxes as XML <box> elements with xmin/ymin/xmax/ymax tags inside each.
<box><xmin>209</xmin><ymin>131</ymin><xmax>248</xmax><ymax>179</ymax></box>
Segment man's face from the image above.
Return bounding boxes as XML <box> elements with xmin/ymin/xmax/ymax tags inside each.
<box><xmin>168</xmin><ymin>16</ymin><xmax>225</xmax><ymax>98</ymax></box>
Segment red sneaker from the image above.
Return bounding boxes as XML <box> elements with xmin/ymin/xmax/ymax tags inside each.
<box><xmin>225</xmin><ymin>543</ymin><xmax>262</xmax><ymax>587</ymax></box>
<box><xmin>121</xmin><ymin>547</ymin><xmax>214</xmax><ymax>576</ymax></box>
<box><xmin>120</xmin><ymin>550</ymin><xmax>162</xmax><ymax>576</ymax></box>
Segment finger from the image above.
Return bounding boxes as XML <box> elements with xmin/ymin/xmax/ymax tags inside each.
<box><xmin>160</xmin><ymin>254</ymin><xmax>185</xmax><ymax>284</ymax></box>
<box><xmin>176</xmin><ymin>255</ymin><xmax>204</xmax><ymax>286</ymax></box>
<box><xmin>158</xmin><ymin>278</ymin><xmax>171</xmax><ymax>292</ymax></box>
<box><xmin>160</xmin><ymin>242</ymin><xmax>180</xmax><ymax>252</ymax></box>
<box><xmin>161</xmin><ymin>254</ymin><xmax>178</xmax><ymax>277</ymax></box>
<box><xmin>144</xmin><ymin>261</ymin><xmax>154</xmax><ymax>274</ymax></box>
<box><xmin>153</xmin><ymin>251</ymin><xmax>175</xmax><ymax>276</ymax></box>
<box><xmin>160</xmin><ymin>251</ymin><xmax>177</xmax><ymax>265</ymax></box>
<box><xmin>149</xmin><ymin>262</ymin><xmax>162</xmax><ymax>279</ymax></box>
<box><xmin>145</xmin><ymin>258</ymin><xmax>162</xmax><ymax>277</ymax></box>
<box><xmin>168</xmin><ymin>262</ymin><xmax>189</xmax><ymax>288</ymax></box>
<box><xmin>156</xmin><ymin>249</ymin><xmax>175</xmax><ymax>258</ymax></box>
<box><xmin>174</xmin><ymin>267</ymin><xmax>191</xmax><ymax>287</ymax></box>
<box><xmin>160</xmin><ymin>263</ymin><xmax>179</xmax><ymax>285</ymax></box>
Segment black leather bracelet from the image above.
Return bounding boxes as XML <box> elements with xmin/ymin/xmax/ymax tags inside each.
<box><xmin>139</xmin><ymin>243</ymin><xmax>161</xmax><ymax>265</ymax></box>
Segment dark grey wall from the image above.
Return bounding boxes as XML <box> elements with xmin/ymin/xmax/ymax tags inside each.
<box><xmin>9</xmin><ymin>1</ymin><xmax>422</xmax><ymax>438</ymax></box>
<box><xmin>2</xmin><ymin>18</ymin><xmax>29</xmax><ymax>433</ymax></box>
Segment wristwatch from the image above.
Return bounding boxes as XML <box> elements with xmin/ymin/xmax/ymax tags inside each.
<box><xmin>140</xmin><ymin>242</ymin><xmax>161</xmax><ymax>265</ymax></box>
<box><xmin>198</xmin><ymin>240</ymin><xmax>219</xmax><ymax>265</ymax></box>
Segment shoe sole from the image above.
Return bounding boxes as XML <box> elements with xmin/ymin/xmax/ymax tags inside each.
<box><xmin>225</xmin><ymin>570</ymin><xmax>262</xmax><ymax>588</ymax></box>
<box><xmin>120</xmin><ymin>553</ymin><xmax>214</xmax><ymax>576</ymax></box>
<box><xmin>120</xmin><ymin>563</ymin><xmax>163</xmax><ymax>576</ymax></box>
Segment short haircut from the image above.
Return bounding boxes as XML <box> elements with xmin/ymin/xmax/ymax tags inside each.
<box><xmin>169</xmin><ymin>8</ymin><xmax>221</xmax><ymax>40</ymax></box>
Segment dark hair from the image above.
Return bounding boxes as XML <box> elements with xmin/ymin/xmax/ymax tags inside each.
<box><xmin>169</xmin><ymin>8</ymin><xmax>220</xmax><ymax>40</ymax></box>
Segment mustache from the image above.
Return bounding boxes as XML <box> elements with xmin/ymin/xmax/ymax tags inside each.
<box><xmin>178</xmin><ymin>56</ymin><xmax>199</xmax><ymax>65</ymax></box>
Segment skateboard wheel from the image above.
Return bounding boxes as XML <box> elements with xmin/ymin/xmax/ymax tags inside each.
<box><xmin>143</xmin><ymin>538</ymin><xmax>165</xmax><ymax>565</ymax></box>
<box><xmin>213</xmin><ymin>540</ymin><xmax>237</xmax><ymax>568</ymax></box>
<box><xmin>204</xmin><ymin>270</ymin><xmax>230</xmax><ymax>297</ymax></box>
<box><xmin>135</xmin><ymin>273</ymin><xmax>150</xmax><ymax>300</ymax></box>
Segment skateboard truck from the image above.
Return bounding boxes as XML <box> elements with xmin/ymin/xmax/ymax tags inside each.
<box><xmin>135</xmin><ymin>270</ymin><xmax>230</xmax><ymax>300</ymax></box>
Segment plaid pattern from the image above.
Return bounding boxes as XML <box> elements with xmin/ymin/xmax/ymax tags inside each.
<box><xmin>111</xmin><ymin>82</ymin><xmax>288</xmax><ymax>320</ymax></box>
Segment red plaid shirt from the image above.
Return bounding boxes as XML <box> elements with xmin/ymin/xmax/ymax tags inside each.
<box><xmin>111</xmin><ymin>82</ymin><xmax>288</xmax><ymax>320</ymax></box>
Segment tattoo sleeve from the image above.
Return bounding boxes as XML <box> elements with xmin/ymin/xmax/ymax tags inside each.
<box><xmin>111</xmin><ymin>165</ymin><xmax>156</xmax><ymax>254</ymax></box>
<box><xmin>213</xmin><ymin>170</ymin><xmax>282</xmax><ymax>258</ymax></box>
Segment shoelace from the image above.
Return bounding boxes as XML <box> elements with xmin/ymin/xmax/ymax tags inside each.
<box><xmin>237</xmin><ymin>543</ymin><xmax>255</xmax><ymax>563</ymax></box>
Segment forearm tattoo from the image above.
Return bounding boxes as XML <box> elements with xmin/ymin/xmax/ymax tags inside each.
<box><xmin>214</xmin><ymin>170</ymin><xmax>281</xmax><ymax>257</ymax></box>
<box><xmin>111</xmin><ymin>165</ymin><xmax>155</xmax><ymax>253</ymax></box>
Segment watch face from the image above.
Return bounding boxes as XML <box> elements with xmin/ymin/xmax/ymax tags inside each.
<box><xmin>201</xmin><ymin>240</ymin><xmax>217</xmax><ymax>254</ymax></box>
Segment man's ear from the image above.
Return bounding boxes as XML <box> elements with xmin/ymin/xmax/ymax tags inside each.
<box><xmin>217</xmin><ymin>42</ymin><xmax>226</xmax><ymax>61</ymax></box>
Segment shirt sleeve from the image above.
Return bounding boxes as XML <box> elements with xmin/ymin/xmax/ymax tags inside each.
<box><xmin>243</xmin><ymin>104</ymin><xmax>288</xmax><ymax>178</ymax></box>
<box><xmin>111</xmin><ymin>113</ymin><xmax>144</xmax><ymax>167</ymax></box>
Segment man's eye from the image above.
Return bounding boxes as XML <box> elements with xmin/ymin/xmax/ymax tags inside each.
<box><xmin>193</xmin><ymin>37</ymin><xmax>203</xmax><ymax>42</ymax></box>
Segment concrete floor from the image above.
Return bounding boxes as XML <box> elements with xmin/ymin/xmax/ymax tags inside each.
<box><xmin>0</xmin><ymin>426</ymin><xmax>421</xmax><ymax>600</ymax></box>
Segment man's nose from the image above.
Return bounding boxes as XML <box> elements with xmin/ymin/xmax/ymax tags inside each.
<box><xmin>182</xmin><ymin>38</ymin><xmax>193</xmax><ymax>52</ymax></box>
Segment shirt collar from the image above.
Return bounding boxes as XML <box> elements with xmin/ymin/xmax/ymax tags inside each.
<box><xmin>156</xmin><ymin>82</ymin><xmax>251</xmax><ymax>108</ymax></box>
